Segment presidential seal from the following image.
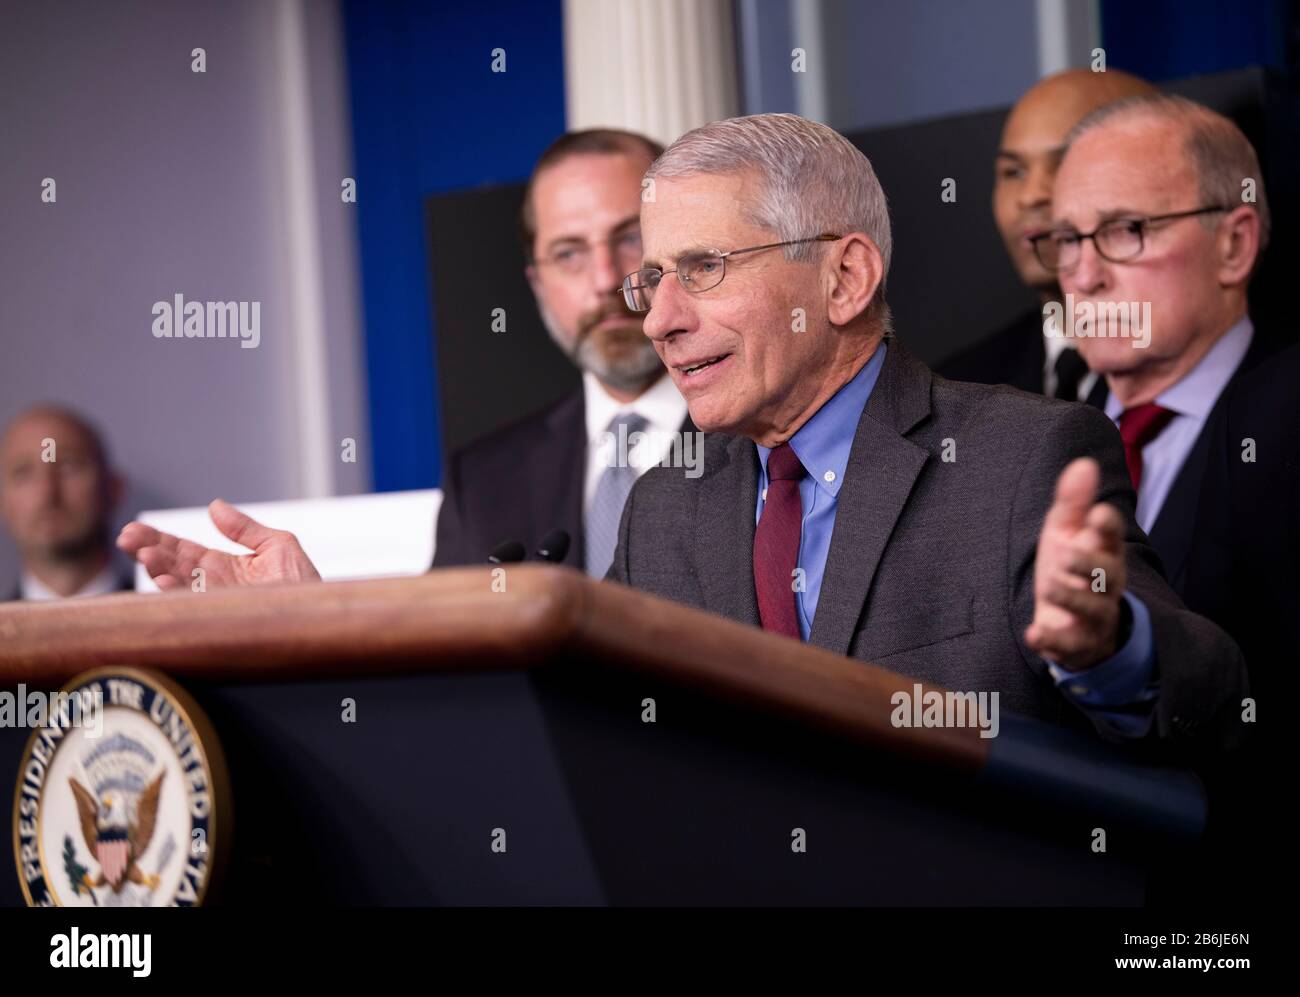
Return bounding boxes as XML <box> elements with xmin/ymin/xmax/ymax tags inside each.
<box><xmin>12</xmin><ymin>667</ymin><xmax>231</xmax><ymax>906</ymax></box>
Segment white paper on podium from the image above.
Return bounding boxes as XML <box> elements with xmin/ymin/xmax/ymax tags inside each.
<box><xmin>132</xmin><ymin>490</ymin><xmax>442</xmax><ymax>593</ymax></box>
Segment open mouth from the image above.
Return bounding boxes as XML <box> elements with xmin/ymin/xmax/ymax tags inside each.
<box><xmin>680</xmin><ymin>353</ymin><xmax>731</xmax><ymax>377</ymax></box>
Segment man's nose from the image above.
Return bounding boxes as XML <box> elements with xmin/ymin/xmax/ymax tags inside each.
<box><xmin>641</xmin><ymin>276</ymin><xmax>692</xmax><ymax>342</ymax></box>
<box><xmin>586</xmin><ymin>243</ymin><xmax>624</xmax><ymax>299</ymax></box>
<box><xmin>1064</xmin><ymin>238</ymin><xmax>1108</xmax><ymax>296</ymax></box>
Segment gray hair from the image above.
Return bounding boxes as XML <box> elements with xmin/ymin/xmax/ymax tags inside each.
<box><xmin>646</xmin><ymin>113</ymin><xmax>893</xmax><ymax>331</ymax></box>
<box><xmin>1065</xmin><ymin>94</ymin><xmax>1271</xmax><ymax>255</ymax></box>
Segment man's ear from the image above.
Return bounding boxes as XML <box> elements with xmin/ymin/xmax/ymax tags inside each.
<box><xmin>826</xmin><ymin>234</ymin><xmax>883</xmax><ymax>326</ymax></box>
<box><xmin>1216</xmin><ymin>205</ymin><xmax>1262</xmax><ymax>287</ymax></box>
<box><xmin>525</xmin><ymin>263</ymin><xmax>540</xmax><ymax>297</ymax></box>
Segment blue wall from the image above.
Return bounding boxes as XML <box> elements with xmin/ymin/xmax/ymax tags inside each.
<box><xmin>1101</xmin><ymin>0</ymin><xmax>1289</xmax><ymax>81</ymax></box>
<box><xmin>342</xmin><ymin>0</ymin><xmax>567</xmax><ymax>492</ymax></box>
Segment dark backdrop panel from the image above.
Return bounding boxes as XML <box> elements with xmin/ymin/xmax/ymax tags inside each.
<box><xmin>426</xmin><ymin>186</ymin><xmax>581</xmax><ymax>460</ymax></box>
<box><xmin>847</xmin><ymin>106</ymin><xmax>1035</xmax><ymax>366</ymax></box>
<box><xmin>424</xmin><ymin>67</ymin><xmax>1297</xmax><ymax>452</ymax></box>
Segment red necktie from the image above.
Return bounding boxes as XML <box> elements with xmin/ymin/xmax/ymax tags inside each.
<box><xmin>754</xmin><ymin>443</ymin><xmax>805</xmax><ymax>638</ymax></box>
<box><xmin>1118</xmin><ymin>403</ymin><xmax>1175</xmax><ymax>492</ymax></box>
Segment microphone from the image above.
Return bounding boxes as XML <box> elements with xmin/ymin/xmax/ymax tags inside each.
<box><xmin>487</xmin><ymin>539</ymin><xmax>527</xmax><ymax>564</ymax></box>
<box><xmin>535</xmin><ymin>529</ymin><xmax>571</xmax><ymax>563</ymax></box>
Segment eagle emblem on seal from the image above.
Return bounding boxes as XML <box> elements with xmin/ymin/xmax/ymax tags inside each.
<box><xmin>68</xmin><ymin>772</ymin><xmax>165</xmax><ymax>895</ymax></box>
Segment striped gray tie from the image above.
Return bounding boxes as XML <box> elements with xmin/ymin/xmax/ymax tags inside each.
<box><xmin>585</xmin><ymin>412</ymin><xmax>649</xmax><ymax>578</ymax></box>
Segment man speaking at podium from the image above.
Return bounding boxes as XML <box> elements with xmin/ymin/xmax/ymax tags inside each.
<box><xmin>117</xmin><ymin>114</ymin><xmax>1248</xmax><ymax>756</ymax></box>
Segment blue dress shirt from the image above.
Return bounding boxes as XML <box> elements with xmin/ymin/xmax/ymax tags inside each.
<box><xmin>755</xmin><ymin>341</ymin><xmax>1158</xmax><ymax>737</ymax></box>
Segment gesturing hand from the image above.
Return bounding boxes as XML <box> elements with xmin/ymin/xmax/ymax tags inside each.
<box><xmin>1024</xmin><ymin>458</ymin><xmax>1127</xmax><ymax>671</ymax></box>
<box><xmin>117</xmin><ymin>499</ymin><xmax>322</xmax><ymax>591</ymax></box>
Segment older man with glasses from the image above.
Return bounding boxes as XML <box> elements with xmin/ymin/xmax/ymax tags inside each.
<box><xmin>613</xmin><ymin>112</ymin><xmax>1246</xmax><ymax>756</ymax></box>
<box><xmin>117</xmin><ymin>113</ymin><xmax>1249</xmax><ymax>761</ymax></box>
<box><xmin>1040</xmin><ymin>94</ymin><xmax>1277</xmax><ymax>603</ymax></box>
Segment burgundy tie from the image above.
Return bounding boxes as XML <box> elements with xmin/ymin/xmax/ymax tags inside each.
<box><xmin>1118</xmin><ymin>403</ymin><xmax>1176</xmax><ymax>492</ymax></box>
<box><xmin>754</xmin><ymin>443</ymin><xmax>805</xmax><ymax>638</ymax></box>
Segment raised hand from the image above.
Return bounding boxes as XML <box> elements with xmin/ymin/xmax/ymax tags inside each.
<box><xmin>116</xmin><ymin>499</ymin><xmax>321</xmax><ymax>591</ymax></box>
<box><xmin>1024</xmin><ymin>458</ymin><xmax>1127</xmax><ymax>670</ymax></box>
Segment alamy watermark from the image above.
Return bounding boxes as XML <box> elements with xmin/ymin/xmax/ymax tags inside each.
<box><xmin>1044</xmin><ymin>293</ymin><xmax>1151</xmax><ymax>350</ymax></box>
<box><xmin>1</xmin><ymin>685</ymin><xmax>103</xmax><ymax>737</ymax></box>
<box><xmin>595</xmin><ymin>424</ymin><xmax>705</xmax><ymax>479</ymax></box>
<box><xmin>151</xmin><ymin>294</ymin><xmax>261</xmax><ymax>349</ymax></box>
<box><xmin>890</xmin><ymin>683</ymin><xmax>1000</xmax><ymax>739</ymax></box>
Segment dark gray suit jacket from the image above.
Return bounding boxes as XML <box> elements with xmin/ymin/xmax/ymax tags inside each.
<box><xmin>608</xmin><ymin>341</ymin><xmax>1248</xmax><ymax>758</ymax></box>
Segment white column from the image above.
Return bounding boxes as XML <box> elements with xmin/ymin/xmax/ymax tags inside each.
<box><xmin>272</xmin><ymin>0</ymin><xmax>335</xmax><ymax>498</ymax></box>
<box><xmin>1035</xmin><ymin>0</ymin><xmax>1101</xmax><ymax>75</ymax></box>
<box><xmin>790</xmin><ymin>0</ymin><xmax>829</xmax><ymax>124</ymax></box>
<box><xmin>563</xmin><ymin>0</ymin><xmax>741</xmax><ymax>146</ymax></box>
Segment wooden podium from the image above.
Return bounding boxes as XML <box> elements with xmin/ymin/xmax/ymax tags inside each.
<box><xmin>1</xmin><ymin>566</ymin><xmax>1204</xmax><ymax>905</ymax></box>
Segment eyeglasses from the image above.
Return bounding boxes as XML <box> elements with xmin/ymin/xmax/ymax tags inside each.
<box><xmin>1029</xmin><ymin>206</ymin><xmax>1228</xmax><ymax>273</ymax></box>
<box><xmin>620</xmin><ymin>234</ymin><xmax>841</xmax><ymax>312</ymax></box>
<box><xmin>534</xmin><ymin>228</ymin><xmax>644</xmax><ymax>276</ymax></box>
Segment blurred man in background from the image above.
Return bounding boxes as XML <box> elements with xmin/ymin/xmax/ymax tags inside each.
<box><xmin>0</xmin><ymin>405</ymin><xmax>131</xmax><ymax>600</ymax></box>
<box><xmin>941</xmin><ymin>68</ymin><xmax>1155</xmax><ymax>401</ymax></box>
<box><xmin>1044</xmin><ymin>94</ymin><xmax>1274</xmax><ymax>602</ymax></box>
<box><xmin>432</xmin><ymin>128</ymin><xmax>692</xmax><ymax>575</ymax></box>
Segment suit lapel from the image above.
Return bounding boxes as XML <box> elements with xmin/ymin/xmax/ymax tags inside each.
<box><xmin>1085</xmin><ymin>376</ymin><xmax>1109</xmax><ymax>410</ymax></box>
<box><xmin>1146</xmin><ymin>432</ymin><xmax>1209</xmax><ymax>594</ymax></box>
<box><xmin>695</xmin><ymin>435</ymin><xmax>761</xmax><ymax>627</ymax></box>
<box><xmin>529</xmin><ymin>390</ymin><xmax>587</xmax><ymax>568</ymax></box>
<box><xmin>1013</xmin><ymin>310</ymin><xmax>1047</xmax><ymax>394</ymax></box>
<box><xmin>809</xmin><ymin>342</ymin><xmax>932</xmax><ymax>656</ymax></box>
<box><xmin>1147</xmin><ymin>332</ymin><xmax>1268</xmax><ymax>593</ymax></box>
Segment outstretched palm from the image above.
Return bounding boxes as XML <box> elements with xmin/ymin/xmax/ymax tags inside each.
<box><xmin>117</xmin><ymin>499</ymin><xmax>321</xmax><ymax>591</ymax></box>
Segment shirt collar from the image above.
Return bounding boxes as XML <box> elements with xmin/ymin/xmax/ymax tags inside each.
<box><xmin>21</xmin><ymin>561</ymin><xmax>122</xmax><ymax>601</ymax></box>
<box><xmin>583</xmin><ymin>369</ymin><xmax>687</xmax><ymax>443</ymax></box>
<box><xmin>1040</xmin><ymin>307</ymin><xmax>1074</xmax><ymax>367</ymax></box>
<box><xmin>758</xmin><ymin>341</ymin><xmax>888</xmax><ymax>498</ymax></box>
<box><xmin>1104</xmin><ymin>316</ymin><xmax>1253</xmax><ymax>420</ymax></box>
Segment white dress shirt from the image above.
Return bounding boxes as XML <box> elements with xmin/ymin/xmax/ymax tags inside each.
<box><xmin>21</xmin><ymin>562</ymin><xmax>123</xmax><ymax>601</ymax></box>
<box><xmin>582</xmin><ymin>370</ymin><xmax>689</xmax><ymax>513</ymax></box>
<box><xmin>1042</xmin><ymin>308</ymin><xmax>1100</xmax><ymax>401</ymax></box>
<box><xmin>1104</xmin><ymin>316</ymin><xmax>1254</xmax><ymax>533</ymax></box>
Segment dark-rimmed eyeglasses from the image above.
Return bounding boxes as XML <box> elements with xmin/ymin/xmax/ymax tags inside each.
<box><xmin>1029</xmin><ymin>206</ymin><xmax>1228</xmax><ymax>273</ymax></box>
<box><xmin>621</xmin><ymin>234</ymin><xmax>841</xmax><ymax>312</ymax></box>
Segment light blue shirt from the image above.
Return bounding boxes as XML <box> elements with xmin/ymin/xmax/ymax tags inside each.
<box><xmin>1103</xmin><ymin>316</ymin><xmax>1253</xmax><ymax>533</ymax></box>
<box><xmin>756</xmin><ymin>343</ymin><xmax>887</xmax><ymax>639</ymax></box>
<box><xmin>757</xmin><ymin>341</ymin><xmax>1158</xmax><ymax>738</ymax></box>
